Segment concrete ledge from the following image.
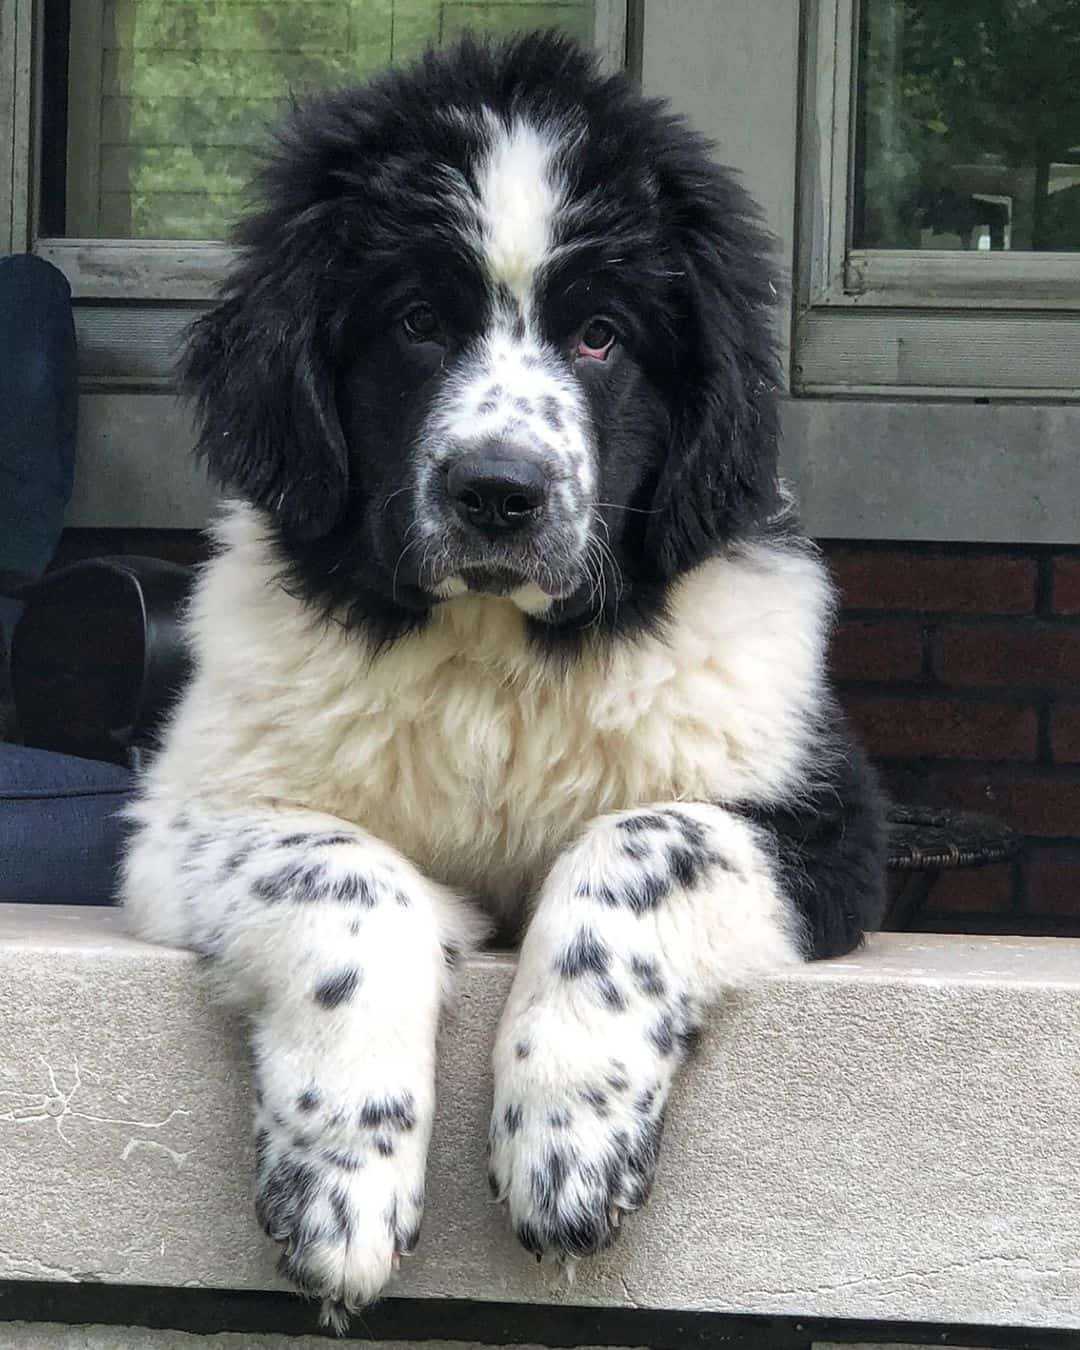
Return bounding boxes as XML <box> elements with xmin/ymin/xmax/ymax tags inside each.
<box><xmin>0</xmin><ymin>1331</ymin><xmax>596</xmax><ymax>1350</ymax></box>
<box><xmin>0</xmin><ymin>905</ymin><xmax>1078</xmax><ymax>1330</ymax></box>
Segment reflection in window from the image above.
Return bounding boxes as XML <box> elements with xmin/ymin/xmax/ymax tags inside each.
<box><xmin>854</xmin><ymin>0</ymin><xmax>1080</xmax><ymax>251</ymax></box>
<box><xmin>59</xmin><ymin>1</ymin><xmax>598</xmax><ymax>241</ymax></box>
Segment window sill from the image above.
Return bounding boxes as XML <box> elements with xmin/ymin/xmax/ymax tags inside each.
<box><xmin>0</xmin><ymin>904</ymin><xmax>1078</xmax><ymax>1330</ymax></box>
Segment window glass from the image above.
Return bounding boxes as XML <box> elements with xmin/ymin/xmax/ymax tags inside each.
<box><xmin>853</xmin><ymin>0</ymin><xmax>1080</xmax><ymax>250</ymax></box>
<box><xmin>56</xmin><ymin>1</ymin><xmax>600</xmax><ymax>241</ymax></box>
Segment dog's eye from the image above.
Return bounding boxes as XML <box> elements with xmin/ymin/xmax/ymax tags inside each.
<box><xmin>402</xmin><ymin>304</ymin><xmax>442</xmax><ymax>344</ymax></box>
<box><xmin>576</xmin><ymin>318</ymin><xmax>616</xmax><ymax>361</ymax></box>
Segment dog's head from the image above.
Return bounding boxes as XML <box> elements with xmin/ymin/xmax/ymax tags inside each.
<box><xmin>183</xmin><ymin>32</ymin><xmax>783</xmax><ymax>638</ymax></box>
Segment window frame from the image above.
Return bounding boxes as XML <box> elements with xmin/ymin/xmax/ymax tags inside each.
<box><xmin>29</xmin><ymin>0</ymin><xmax>629</xmax><ymax>306</ymax></box>
<box><xmin>794</xmin><ymin>0</ymin><xmax>1080</xmax><ymax>399</ymax></box>
<box><xmin>1</xmin><ymin>0</ymin><xmax>35</xmax><ymax>256</ymax></box>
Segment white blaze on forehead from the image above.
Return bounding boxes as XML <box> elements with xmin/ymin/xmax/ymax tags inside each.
<box><xmin>475</xmin><ymin>116</ymin><xmax>564</xmax><ymax>306</ymax></box>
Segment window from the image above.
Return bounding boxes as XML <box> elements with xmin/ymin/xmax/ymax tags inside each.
<box><xmin>58</xmin><ymin>1</ymin><xmax>615</xmax><ymax>243</ymax></box>
<box><xmin>795</xmin><ymin>0</ymin><xmax>1080</xmax><ymax>397</ymax></box>
<box><xmin>28</xmin><ymin>1</ymin><xmax>626</xmax><ymax>317</ymax></box>
<box><xmin>855</xmin><ymin>0</ymin><xmax>1079</xmax><ymax>253</ymax></box>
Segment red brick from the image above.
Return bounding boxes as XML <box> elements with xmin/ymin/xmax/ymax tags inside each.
<box><xmin>1052</xmin><ymin>706</ymin><xmax>1080</xmax><ymax>763</ymax></box>
<box><xmin>921</xmin><ymin>771</ymin><xmax>1080</xmax><ymax>838</ymax></box>
<box><xmin>825</xmin><ymin>549</ymin><xmax>1036</xmax><ymax>614</ymax></box>
<box><xmin>1025</xmin><ymin>855</ymin><xmax>1080</xmax><ymax>916</ymax></box>
<box><xmin>830</xmin><ymin>619</ymin><xmax>925</xmax><ymax>683</ymax></box>
<box><xmin>844</xmin><ymin>696</ymin><xmax>1037</xmax><ymax>760</ymax></box>
<box><xmin>939</xmin><ymin>624</ymin><xmax>1080</xmax><ymax>691</ymax></box>
<box><xmin>921</xmin><ymin>864</ymin><xmax>1016</xmax><ymax>915</ymax></box>
<box><xmin>1053</xmin><ymin>556</ymin><xmax>1080</xmax><ymax>614</ymax></box>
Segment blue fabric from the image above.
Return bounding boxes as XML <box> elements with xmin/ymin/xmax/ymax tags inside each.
<box><xmin>0</xmin><ymin>255</ymin><xmax>77</xmax><ymax>644</ymax></box>
<box><xmin>0</xmin><ymin>745</ymin><xmax>133</xmax><ymax>904</ymax></box>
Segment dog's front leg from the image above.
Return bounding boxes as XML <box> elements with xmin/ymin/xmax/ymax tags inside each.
<box><xmin>123</xmin><ymin>804</ymin><xmax>483</xmax><ymax>1328</ymax></box>
<box><xmin>488</xmin><ymin>803</ymin><xmax>803</xmax><ymax>1262</ymax></box>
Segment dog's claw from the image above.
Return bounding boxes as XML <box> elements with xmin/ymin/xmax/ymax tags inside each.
<box><xmin>319</xmin><ymin>1298</ymin><xmax>350</xmax><ymax>1337</ymax></box>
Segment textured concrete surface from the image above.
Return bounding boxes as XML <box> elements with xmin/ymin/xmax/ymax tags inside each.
<box><xmin>0</xmin><ymin>906</ymin><xmax>1078</xmax><ymax>1330</ymax></box>
<box><xmin>0</xmin><ymin>1331</ymin><xmax>617</xmax><ymax>1349</ymax></box>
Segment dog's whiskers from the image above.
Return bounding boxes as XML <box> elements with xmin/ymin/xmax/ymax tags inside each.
<box><xmin>595</xmin><ymin>501</ymin><xmax>660</xmax><ymax>515</ymax></box>
<box><xmin>381</xmin><ymin>486</ymin><xmax>413</xmax><ymax>513</ymax></box>
<box><xmin>589</xmin><ymin>530</ymin><xmax>623</xmax><ymax>629</ymax></box>
<box><xmin>390</xmin><ymin>517</ymin><xmax>427</xmax><ymax>604</ymax></box>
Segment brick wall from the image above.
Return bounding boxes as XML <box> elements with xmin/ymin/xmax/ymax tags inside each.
<box><xmin>27</xmin><ymin>531</ymin><xmax>1080</xmax><ymax>937</ymax></box>
<box><xmin>825</xmin><ymin>541</ymin><xmax>1080</xmax><ymax>937</ymax></box>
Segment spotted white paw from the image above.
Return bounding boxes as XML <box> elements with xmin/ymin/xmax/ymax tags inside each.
<box><xmin>254</xmin><ymin>1083</ymin><xmax>428</xmax><ymax>1328</ymax></box>
<box><xmin>488</xmin><ymin>971</ymin><xmax>694</xmax><ymax>1260</ymax></box>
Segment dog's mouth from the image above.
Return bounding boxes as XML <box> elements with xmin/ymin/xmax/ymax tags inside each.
<box><xmin>424</xmin><ymin>554</ymin><xmax>586</xmax><ymax>611</ymax></box>
<box><xmin>460</xmin><ymin>565</ymin><xmax>528</xmax><ymax>596</ymax></box>
<box><xmin>417</xmin><ymin>528</ymin><xmax>589</xmax><ymax>604</ymax></box>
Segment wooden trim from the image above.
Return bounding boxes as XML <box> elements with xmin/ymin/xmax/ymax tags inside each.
<box><xmin>842</xmin><ymin>249</ymin><xmax>1080</xmax><ymax>310</ymax></box>
<box><xmin>35</xmin><ymin>237</ymin><xmax>232</xmax><ymax>299</ymax></box>
<box><xmin>2</xmin><ymin>0</ymin><xmax>36</xmax><ymax>253</ymax></box>
<box><xmin>795</xmin><ymin>306</ymin><xmax>1080</xmax><ymax>398</ymax></box>
<box><xmin>0</xmin><ymin>0</ymin><xmax>15</xmax><ymax>253</ymax></box>
<box><xmin>69</xmin><ymin>298</ymin><xmax>202</xmax><ymax>382</ymax></box>
<box><xmin>797</xmin><ymin>0</ymin><xmax>857</xmax><ymax>307</ymax></box>
<box><xmin>593</xmin><ymin>0</ymin><xmax>628</xmax><ymax>72</ymax></box>
<box><xmin>64</xmin><ymin>0</ymin><xmax>105</xmax><ymax>236</ymax></box>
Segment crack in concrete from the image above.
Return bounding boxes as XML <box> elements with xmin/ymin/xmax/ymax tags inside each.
<box><xmin>0</xmin><ymin>1056</ymin><xmax>189</xmax><ymax>1150</ymax></box>
<box><xmin>0</xmin><ymin>1250</ymin><xmax>79</xmax><ymax>1283</ymax></box>
<box><xmin>0</xmin><ymin>1248</ymin><xmax>110</xmax><ymax>1284</ymax></box>
<box><xmin>715</xmin><ymin>1251</ymin><xmax>1080</xmax><ymax>1305</ymax></box>
<box><xmin>121</xmin><ymin>1137</ymin><xmax>189</xmax><ymax>1168</ymax></box>
<box><xmin>618</xmin><ymin>1273</ymin><xmax>643</xmax><ymax>1309</ymax></box>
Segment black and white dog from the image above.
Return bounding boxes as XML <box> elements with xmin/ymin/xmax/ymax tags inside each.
<box><xmin>123</xmin><ymin>32</ymin><xmax>885</xmax><ymax>1329</ymax></box>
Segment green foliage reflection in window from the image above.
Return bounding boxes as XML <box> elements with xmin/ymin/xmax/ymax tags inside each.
<box><xmin>76</xmin><ymin>1</ymin><xmax>596</xmax><ymax>240</ymax></box>
<box><xmin>854</xmin><ymin>0</ymin><xmax>1080</xmax><ymax>251</ymax></box>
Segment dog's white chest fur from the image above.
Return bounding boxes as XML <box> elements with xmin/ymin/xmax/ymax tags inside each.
<box><xmin>151</xmin><ymin>507</ymin><xmax>831</xmax><ymax>916</ymax></box>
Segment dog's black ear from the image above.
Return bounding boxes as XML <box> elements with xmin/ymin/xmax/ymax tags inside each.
<box><xmin>645</xmin><ymin>144</ymin><xmax>784</xmax><ymax>577</ymax></box>
<box><xmin>180</xmin><ymin>273</ymin><xmax>348</xmax><ymax>541</ymax></box>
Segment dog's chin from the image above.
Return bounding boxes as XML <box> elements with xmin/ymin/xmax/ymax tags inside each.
<box><xmin>460</xmin><ymin>565</ymin><xmax>530</xmax><ymax>597</ymax></box>
<box><xmin>425</xmin><ymin>557</ymin><xmax>584</xmax><ymax>617</ymax></box>
<box><xmin>428</xmin><ymin>568</ymin><xmax>546</xmax><ymax>616</ymax></box>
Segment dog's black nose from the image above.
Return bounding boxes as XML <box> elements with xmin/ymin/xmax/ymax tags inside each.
<box><xmin>447</xmin><ymin>455</ymin><xmax>547</xmax><ymax>532</ymax></box>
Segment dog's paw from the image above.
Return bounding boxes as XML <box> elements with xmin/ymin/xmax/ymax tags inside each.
<box><xmin>254</xmin><ymin>1086</ymin><xmax>427</xmax><ymax>1328</ymax></box>
<box><xmin>489</xmin><ymin>1007</ymin><xmax>679</xmax><ymax>1261</ymax></box>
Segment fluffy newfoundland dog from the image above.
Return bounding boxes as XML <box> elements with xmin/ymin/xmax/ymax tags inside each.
<box><xmin>123</xmin><ymin>31</ymin><xmax>884</xmax><ymax>1329</ymax></box>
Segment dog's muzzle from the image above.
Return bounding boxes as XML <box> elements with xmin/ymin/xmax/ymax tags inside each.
<box><xmin>445</xmin><ymin>448</ymin><xmax>548</xmax><ymax>536</ymax></box>
<box><xmin>415</xmin><ymin>335</ymin><xmax>596</xmax><ymax>603</ymax></box>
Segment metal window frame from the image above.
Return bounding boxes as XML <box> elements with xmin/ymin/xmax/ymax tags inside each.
<box><xmin>794</xmin><ymin>0</ymin><xmax>1080</xmax><ymax>399</ymax></box>
<box><xmin>30</xmin><ymin>0</ymin><xmax>629</xmax><ymax>313</ymax></box>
